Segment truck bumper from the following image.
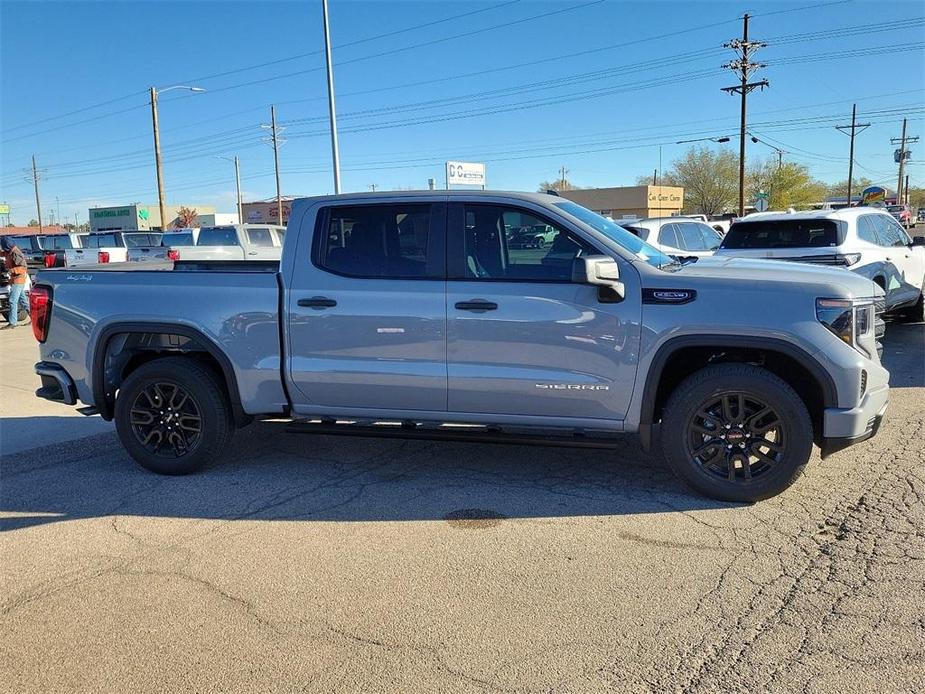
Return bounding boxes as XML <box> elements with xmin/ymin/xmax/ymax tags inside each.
<box><xmin>34</xmin><ymin>361</ymin><xmax>78</xmax><ymax>406</ymax></box>
<box><xmin>820</xmin><ymin>383</ymin><xmax>889</xmax><ymax>459</ymax></box>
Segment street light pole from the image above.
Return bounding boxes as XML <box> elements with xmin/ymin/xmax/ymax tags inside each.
<box><xmin>149</xmin><ymin>85</ymin><xmax>205</xmax><ymax>230</ymax></box>
<box><xmin>233</xmin><ymin>156</ymin><xmax>243</xmax><ymax>223</ymax></box>
<box><xmin>322</xmin><ymin>0</ymin><xmax>342</xmax><ymax>193</ymax></box>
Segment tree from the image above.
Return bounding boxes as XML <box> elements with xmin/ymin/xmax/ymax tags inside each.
<box><xmin>907</xmin><ymin>186</ymin><xmax>925</xmax><ymax>209</ymax></box>
<box><xmin>826</xmin><ymin>177</ymin><xmax>873</xmax><ymax>200</ymax></box>
<box><xmin>748</xmin><ymin>159</ymin><xmax>827</xmax><ymax>211</ymax></box>
<box><xmin>175</xmin><ymin>206</ymin><xmax>198</xmax><ymax>228</ymax></box>
<box><xmin>28</xmin><ymin>219</ymin><xmax>39</xmax><ymax>227</ymax></box>
<box><xmin>662</xmin><ymin>146</ymin><xmax>739</xmax><ymax>215</ymax></box>
<box><xmin>537</xmin><ymin>171</ymin><xmax>574</xmax><ymax>192</ymax></box>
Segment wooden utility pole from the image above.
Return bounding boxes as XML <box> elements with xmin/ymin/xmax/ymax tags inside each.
<box><xmin>835</xmin><ymin>104</ymin><xmax>870</xmax><ymax>208</ymax></box>
<box><xmin>149</xmin><ymin>87</ymin><xmax>168</xmax><ymax>231</ymax></box>
<box><xmin>271</xmin><ymin>106</ymin><xmax>283</xmax><ymax>223</ymax></box>
<box><xmin>31</xmin><ymin>155</ymin><xmax>43</xmax><ymax>232</ymax></box>
<box><xmin>891</xmin><ymin>118</ymin><xmax>918</xmax><ymax>205</ymax></box>
<box><xmin>722</xmin><ymin>13</ymin><xmax>769</xmax><ymax>216</ymax></box>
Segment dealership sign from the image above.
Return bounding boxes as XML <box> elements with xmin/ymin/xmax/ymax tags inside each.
<box><xmin>0</xmin><ymin>203</ymin><xmax>10</xmax><ymax>215</ymax></box>
<box><xmin>446</xmin><ymin>161</ymin><xmax>486</xmax><ymax>187</ymax></box>
<box><xmin>860</xmin><ymin>186</ymin><xmax>887</xmax><ymax>206</ymax></box>
<box><xmin>92</xmin><ymin>208</ymin><xmax>132</xmax><ymax>218</ymax></box>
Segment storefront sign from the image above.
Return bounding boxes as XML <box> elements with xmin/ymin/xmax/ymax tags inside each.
<box><xmin>446</xmin><ymin>161</ymin><xmax>486</xmax><ymax>186</ymax></box>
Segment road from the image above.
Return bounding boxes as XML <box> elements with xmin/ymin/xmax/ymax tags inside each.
<box><xmin>1</xmin><ymin>322</ymin><xmax>923</xmax><ymax>693</ymax></box>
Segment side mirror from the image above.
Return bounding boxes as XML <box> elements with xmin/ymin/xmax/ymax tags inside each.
<box><xmin>572</xmin><ymin>255</ymin><xmax>625</xmax><ymax>301</ymax></box>
<box><xmin>910</xmin><ymin>236</ymin><xmax>925</xmax><ymax>247</ymax></box>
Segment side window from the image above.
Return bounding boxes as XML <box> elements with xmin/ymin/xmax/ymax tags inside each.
<box><xmin>880</xmin><ymin>216</ymin><xmax>910</xmax><ymax>247</ymax></box>
<box><xmin>246</xmin><ymin>227</ymin><xmax>274</xmax><ymax>247</ymax></box>
<box><xmin>677</xmin><ymin>222</ymin><xmax>709</xmax><ymax>251</ymax></box>
<box><xmin>658</xmin><ymin>223</ymin><xmax>681</xmax><ymax>249</ymax></box>
<box><xmin>857</xmin><ymin>216</ymin><xmax>881</xmax><ymax>245</ymax></box>
<box><xmin>318</xmin><ymin>204</ymin><xmax>434</xmax><ymax>279</ymax></box>
<box><xmin>697</xmin><ymin>223</ymin><xmax>722</xmax><ymax>250</ymax></box>
<box><xmin>462</xmin><ymin>204</ymin><xmax>595</xmax><ymax>281</ymax></box>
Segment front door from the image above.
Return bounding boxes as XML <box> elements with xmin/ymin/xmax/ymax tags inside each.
<box><xmin>445</xmin><ymin>202</ymin><xmax>639</xmax><ymax>424</ymax></box>
<box><xmin>287</xmin><ymin>201</ymin><xmax>447</xmax><ymax>413</ymax></box>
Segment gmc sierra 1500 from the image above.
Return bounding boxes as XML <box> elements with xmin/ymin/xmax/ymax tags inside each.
<box><xmin>31</xmin><ymin>191</ymin><xmax>889</xmax><ymax>501</ymax></box>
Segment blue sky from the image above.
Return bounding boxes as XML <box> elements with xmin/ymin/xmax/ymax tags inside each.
<box><xmin>1</xmin><ymin>0</ymin><xmax>923</xmax><ymax>224</ymax></box>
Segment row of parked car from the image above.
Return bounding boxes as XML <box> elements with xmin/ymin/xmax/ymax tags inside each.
<box><xmin>621</xmin><ymin>207</ymin><xmax>925</xmax><ymax>318</ymax></box>
<box><xmin>2</xmin><ymin>224</ymin><xmax>287</xmax><ymax>271</ymax></box>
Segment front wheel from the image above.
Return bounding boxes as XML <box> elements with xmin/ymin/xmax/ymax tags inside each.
<box><xmin>660</xmin><ymin>364</ymin><xmax>814</xmax><ymax>502</ymax></box>
<box><xmin>114</xmin><ymin>357</ymin><xmax>235</xmax><ymax>475</ymax></box>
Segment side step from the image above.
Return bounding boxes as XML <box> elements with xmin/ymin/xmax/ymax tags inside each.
<box><xmin>285</xmin><ymin>419</ymin><xmax>623</xmax><ymax>449</ymax></box>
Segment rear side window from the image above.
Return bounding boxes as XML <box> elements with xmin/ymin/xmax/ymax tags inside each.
<box><xmin>87</xmin><ymin>233</ymin><xmax>122</xmax><ymax>248</ymax></box>
<box><xmin>318</xmin><ymin>204</ymin><xmax>435</xmax><ymax>279</ymax></box>
<box><xmin>676</xmin><ymin>222</ymin><xmax>710</xmax><ymax>251</ymax></box>
<box><xmin>161</xmin><ymin>232</ymin><xmax>194</xmax><ymax>246</ymax></box>
<box><xmin>198</xmin><ymin>227</ymin><xmax>240</xmax><ymax>246</ymax></box>
<box><xmin>42</xmin><ymin>236</ymin><xmax>75</xmax><ymax>250</ymax></box>
<box><xmin>124</xmin><ymin>233</ymin><xmax>161</xmax><ymax>248</ymax></box>
<box><xmin>875</xmin><ymin>215</ymin><xmax>910</xmax><ymax>247</ymax></box>
<box><xmin>658</xmin><ymin>224</ymin><xmax>680</xmax><ymax>249</ymax></box>
<box><xmin>721</xmin><ymin>219</ymin><xmax>840</xmax><ymax>249</ymax></box>
<box><xmin>246</xmin><ymin>227</ymin><xmax>275</xmax><ymax>247</ymax></box>
<box><xmin>857</xmin><ymin>216</ymin><xmax>882</xmax><ymax>245</ymax></box>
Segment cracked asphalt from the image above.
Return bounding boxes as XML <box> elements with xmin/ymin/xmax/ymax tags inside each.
<box><xmin>1</xmin><ymin>322</ymin><xmax>923</xmax><ymax>693</ymax></box>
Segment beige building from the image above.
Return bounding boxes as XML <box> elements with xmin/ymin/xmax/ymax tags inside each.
<box><xmin>558</xmin><ymin>185</ymin><xmax>684</xmax><ymax>219</ymax></box>
<box><xmin>89</xmin><ymin>203</ymin><xmax>217</xmax><ymax>232</ymax></box>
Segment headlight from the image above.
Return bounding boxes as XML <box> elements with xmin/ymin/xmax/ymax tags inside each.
<box><xmin>816</xmin><ymin>298</ymin><xmax>874</xmax><ymax>356</ymax></box>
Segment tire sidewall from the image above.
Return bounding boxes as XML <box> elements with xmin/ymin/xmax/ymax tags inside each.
<box><xmin>662</xmin><ymin>367</ymin><xmax>814</xmax><ymax>502</ymax></box>
<box><xmin>115</xmin><ymin>359</ymin><xmax>231</xmax><ymax>475</ymax></box>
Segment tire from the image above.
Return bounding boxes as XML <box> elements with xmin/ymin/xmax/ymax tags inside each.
<box><xmin>114</xmin><ymin>356</ymin><xmax>234</xmax><ymax>475</ymax></box>
<box><xmin>660</xmin><ymin>364</ymin><xmax>814</xmax><ymax>502</ymax></box>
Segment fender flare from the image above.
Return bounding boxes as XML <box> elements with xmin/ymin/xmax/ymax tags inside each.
<box><xmin>637</xmin><ymin>334</ymin><xmax>838</xmax><ymax>449</ymax></box>
<box><xmin>90</xmin><ymin>321</ymin><xmax>246</xmax><ymax>423</ymax></box>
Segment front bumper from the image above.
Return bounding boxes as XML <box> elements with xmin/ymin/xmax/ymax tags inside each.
<box><xmin>820</xmin><ymin>383</ymin><xmax>889</xmax><ymax>459</ymax></box>
<box><xmin>34</xmin><ymin>361</ymin><xmax>78</xmax><ymax>406</ymax></box>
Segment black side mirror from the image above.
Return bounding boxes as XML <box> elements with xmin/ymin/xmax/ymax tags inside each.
<box><xmin>911</xmin><ymin>236</ymin><xmax>925</xmax><ymax>247</ymax></box>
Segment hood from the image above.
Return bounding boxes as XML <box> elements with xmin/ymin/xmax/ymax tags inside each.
<box><xmin>669</xmin><ymin>256</ymin><xmax>883</xmax><ymax>300</ymax></box>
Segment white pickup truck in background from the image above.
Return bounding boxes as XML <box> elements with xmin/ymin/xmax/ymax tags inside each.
<box><xmin>158</xmin><ymin>224</ymin><xmax>286</xmax><ymax>262</ymax></box>
<box><xmin>60</xmin><ymin>231</ymin><xmax>162</xmax><ymax>267</ymax></box>
<box><xmin>126</xmin><ymin>229</ymin><xmax>199</xmax><ymax>263</ymax></box>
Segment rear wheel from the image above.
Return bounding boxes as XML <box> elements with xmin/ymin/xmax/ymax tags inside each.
<box><xmin>114</xmin><ymin>357</ymin><xmax>234</xmax><ymax>475</ymax></box>
<box><xmin>661</xmin><ymin>364</ymin><xmax>813</xmax><ymax>502</ymax></box>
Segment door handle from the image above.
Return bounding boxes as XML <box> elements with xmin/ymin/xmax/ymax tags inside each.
<box><xmin>298</xmin><ymin>296</ymin><xmax>337</xmax><ymax>309</ymax></box>
<box><xmin>455</xmin><ymin>300</ymin><xmax>498</xmax><ymax>311</ymax></box>
<box><xmin>247</xmin><ymin>251</ymin><xmax>258</xmax><ymax>256</ymax></box>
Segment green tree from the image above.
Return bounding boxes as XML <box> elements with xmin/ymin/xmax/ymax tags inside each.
<box><xmin>27</xmin><ymin>219</ymin><xmax>38</xmax><ymax>226</ymax></box>
<box><xmin>826</xmin><ymin>176</ymin><xmax>873</xmax><ymax>200</ymax></box>
<box><xmin>662</xmin><ymin>147</ymin><xmax>739</xmax><ymax>215</ymax></box>
<box><xmin>748</xmin><ymin>159</ymin><xmax>827</xmax><ymax>210</ymax></box>
<box><xmin>537</xmin><ymin>171</ymin><xmax>574</xmax><ymax>193</ymax></box>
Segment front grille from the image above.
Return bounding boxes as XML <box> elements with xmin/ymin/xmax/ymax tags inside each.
<box><xmin>874</xmin><ymin>298</ymin><xmax>886</xmax><ymax>357</ymax></box>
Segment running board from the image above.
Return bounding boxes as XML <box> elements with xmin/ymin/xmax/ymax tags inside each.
<box><xmin>285</xmin><ymin>419</ymin><xmax>623</xmax><ymax>449</ymax></box>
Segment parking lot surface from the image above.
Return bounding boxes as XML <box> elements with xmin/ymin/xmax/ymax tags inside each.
<box><xmin>1</xmin><ymin>322</ymin><xmax>923</xmax><ymax>693</ymax></box>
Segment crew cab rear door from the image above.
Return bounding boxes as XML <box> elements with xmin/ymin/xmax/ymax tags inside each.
<box><xmin>445</xmin><ymin>201</ymin><xmax>638</xmax><ymax>423</ymax></box>
<box><xmin>286</xmin><ymin>200</ymin><xmax>448</xmax><ymax>413</ymax></box>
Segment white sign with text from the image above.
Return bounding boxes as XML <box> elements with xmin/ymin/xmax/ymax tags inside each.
<box><xmin>446</xmin><ymin>161</ymin><xmax>486</xmax><ymax>187</ymax></box>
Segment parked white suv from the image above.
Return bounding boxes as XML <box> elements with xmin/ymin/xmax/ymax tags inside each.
<box><xmin>624</xmin><ymin>217</ymin><xmax>723</xmax><ymax>258</ymax></box>
<box><xmin>715</xmin><ymin>208</ymin><xmax>925</xmax><ymax>319</ymax></box>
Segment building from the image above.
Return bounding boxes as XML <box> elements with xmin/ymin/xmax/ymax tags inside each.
<box><xmin>88</xmin><ymin>204</ymin><xmax>217</xmax><ymax>232</ymax></box>
<box><xmin>558</xmin><ymin>185</ymin><xmax>684</xmax><ymax>219</ymax></box>
<box><xmin>242</xmin><ymin>197</ymin><xmax>296</xmax><ymax>225</ymax></box>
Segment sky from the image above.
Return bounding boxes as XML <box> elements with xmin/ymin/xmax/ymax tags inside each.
<box><xmin>1</xmin><ymin>0</ymin><xmax>923</xmax><ymax>225</ymax></box>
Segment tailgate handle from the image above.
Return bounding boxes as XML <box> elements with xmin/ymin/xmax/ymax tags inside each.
<box><xmin>455</xmin><ymin>300</ymin><xmax>498</xmax><ymax>311</ymax></box>
<box><xmin>298</xmin><ymin>296</ymin><xmax>337</xmax><ymax>309</ymax></box>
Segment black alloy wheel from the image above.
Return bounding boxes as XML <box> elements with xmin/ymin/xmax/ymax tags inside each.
<box><xmin>129</xmin><ymin>381</ymin><xmax>203</xmax><ymax>458</ymax></box>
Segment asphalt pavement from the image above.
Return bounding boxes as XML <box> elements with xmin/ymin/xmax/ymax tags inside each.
<box><xmin>1</xmin><ymin>320</ymin><xmax>923</xmax><ymax>693</ymax></box>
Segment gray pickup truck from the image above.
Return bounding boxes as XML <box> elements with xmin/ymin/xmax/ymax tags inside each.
<box><xmin>31</xmin><ymin>191</ymin><xmax>890</xmax><ymax>502</ymax></box>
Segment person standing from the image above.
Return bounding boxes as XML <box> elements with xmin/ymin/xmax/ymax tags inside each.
<box><xmin>1</xmin><ymin>236</ymin><xmax>30</xmax><ymax>329</ymax></box>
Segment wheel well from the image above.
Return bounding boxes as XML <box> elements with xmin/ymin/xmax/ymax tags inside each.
<box><xmin>651</xmin><ymin>345</ymin><xmax>827</xmax><ymax>441</ymax></box>
<box><xmin>96</xmin><ymin>330</ymin><xmax>248</xmax><ymax>425</ymax></box>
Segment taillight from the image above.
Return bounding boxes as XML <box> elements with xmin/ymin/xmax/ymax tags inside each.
<box><xmin>98</xmin><ymin>251</ymin><xmax>110</xmax><ymax>263</ymax></box>
<box><xmin>44</xmin><ymin>252</ymin><xmax>57</xmax><ymax>268</ymax></box>
<box><xmin>167</xmin><ymin>249</ymin><xmax>180</xmax><ymax>261</ymax></box>
<box><xmin>30</xmin><ymin>286</ymin><xmax>52</xmax><ymax>343</ymax></box>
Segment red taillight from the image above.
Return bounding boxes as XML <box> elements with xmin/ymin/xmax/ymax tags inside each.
<box><xmin>98</xmin><ymin>251</ymin><xmax>110</xmax><ymax>263</ymax></box>
<box><xmin>44</xmin><ymin>252</ymin><xmax>57</xmax><ymax>268</ymax></box>
<box><xmin>167</xmin><ymin>249</ymin><xmax>180</xmax><ymax>262</ymax></box>
<box><xmin>30</xmin><ymin>286</ymin><xmax>52</xmax><ymax>343</ymax></box>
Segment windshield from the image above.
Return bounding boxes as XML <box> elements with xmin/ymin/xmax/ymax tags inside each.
<box><xmin>552</xmin><ymin>201</ymin><xmax>677</xmax><ymax>269</ymax></box>
<box><xmin>886</xmin><ymin>205</ymin><xmax>904</xmax><ymax>213</ymax></box>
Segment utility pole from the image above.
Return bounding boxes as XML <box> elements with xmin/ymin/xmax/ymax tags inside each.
<box><xmin>652</xmin><ymin>168</ymin><xmax>657</xmax><ymax>186</ymax></box>
<box><xmin>891</xmin><ymin>118</ymin><xmax>918</xmax><ymax>205</ymax></box>
<box><xmin>905</xmin><ymin>174</ymin><xmax>910</xmax><ymax>206</ymax></box>
<box><xmin>835</xmin><ymin>104</ymin><xmax>870</xmax><ymax>207</ymax></box>
<box><xmin>369</xmin><ymin>184</ymin><xmax>378</xmax><ymax>192</ymax></box>
<box><xmin>31</xmin><ymin>155</ymin><xmax>43</xmax><ymax>232</ymax></box>
<box><xmin>559</xmin><ymin>165</ymin><xmax>569</xmax><ymax>188</ymax></box>
<box><xmin>322</xmin><ymin>0</ymin><xmax>342</xmax><ymax>193</ymax></box>
<box><xmin>722</xmin><ymin>13</ymin><xmax>769</xmax><ymax>216</ymax></box>
<box><xmin>262</xmin><ymin>106</ymin><xmax>285</xmax><ymax>224</ymax></box>
<box><xmin>149</xmin><ymin>87</ymin><xmax>167</xmax><ymax>231</ymax></box>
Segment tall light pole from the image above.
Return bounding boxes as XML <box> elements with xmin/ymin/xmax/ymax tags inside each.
<box><xmin>150</xmin><ymin>85</ymin><xmax>205</xmax><ymax>230</ymax></box>
<box><xmin>216</xmin><ymin>155</ymin><xmax>243</xmax><ymax>222</ymax></box>
<box><xmin>322</xmin><ymin>0</ymin><xmax>342</xmax><ymax>193</ymax></box>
